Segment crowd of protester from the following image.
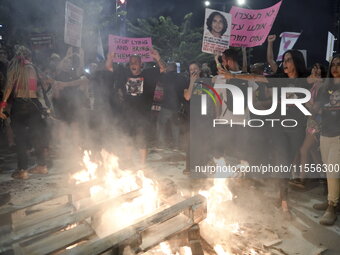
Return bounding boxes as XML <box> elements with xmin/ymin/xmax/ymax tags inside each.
<box><xmin>0</xmin><ymin>34</ymin><xmax>339</xmax><ymax>227</ymax></box>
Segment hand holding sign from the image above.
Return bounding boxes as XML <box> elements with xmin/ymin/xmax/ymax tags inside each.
<box><xmin>218</xmin><ymin>68</ymin><xmax>234</xmax><ymax>80</ymax></box>
<box><xmin>150</xmin><ymin>48</ymin><xmax>161</xmax><ymax>62</ymax></box>
<box><xmin>214</xmin><ymin>54</ymin><xmax>225</xmax><ymax>73</ymax></box>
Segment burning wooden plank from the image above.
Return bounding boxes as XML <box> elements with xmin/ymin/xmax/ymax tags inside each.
<box><xmin>21</xmin><ymin>223</ymin><xmax>94</xmax><ymax>255</ymax></box>
<box><xmin>0</xmin><ymin>189</ymin><xmax>142</xmax><ymax>250</ymax></box>
<box><xmin>61</xmin><ymin>194</ymin><xmax>207</xmax><ymax>255</ymax></box>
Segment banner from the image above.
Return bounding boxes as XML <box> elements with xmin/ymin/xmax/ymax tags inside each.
<box><xmin>108</xmin><ymin>35</ymin><xmax>153</xmax><ymax>63</ymax></box>
<box><xmin>276</xmin><ymin>32</ymin><xmax>301</xmax><ymax>61</ymax></box>
<box><xmin>202</xmin><ymin>8</ymin><xmax>232</xmax><ymax>54</ymax></box>
<box><xmin>64</xmin><ymin>1</ymin><xmax>83</xmax><ymax>47</ymax></box>
<box><xmin>326</xmin><ymin>32</ymin><xmax>335</xmax><ymax>62</ymax></box>
<box><xmin>230</xmin><ymin>1</ymin><xmax>282</xmax><ymax>47</ymax></box>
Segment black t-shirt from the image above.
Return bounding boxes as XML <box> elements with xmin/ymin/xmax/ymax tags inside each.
<box><xmin>53</xmin><ymin>71</ymin><xmax>89</xmax><ymax>121</ymax></box>
<box><xmin>92</xmin><ymin>70</ymin><xmax>116</xmax><ymax>111</ymax></box>
<box><xmin>117</xmin><ymin>67</ymin><xmax>160</xmax><ymax>114</ymax></box>
<box><xmin>316</xmin><ymin>84</ymin><xmax>340</xmax><ymax>137</ymax></box>
<box><xmin>265</xmin><ymin>75</ymin><xmax>309</xmax><ymax>126</ymax></box>
<box><xmin>160</xmin><ymin>71</ymin><xmax>188</xmax><ymax>111</ymax></box>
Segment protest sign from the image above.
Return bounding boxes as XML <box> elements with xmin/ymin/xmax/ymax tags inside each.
<box><xmin>64</xmin><ymin>2</ymin><xmax>83</xmax><ymax>47</ymax></box>
<box><xmin>108</xmin><ymin>35</ymin><xmax>153</xmax><ymax>63</ymax></box>
<box><xmin>276</xmin><ymin>32</ymin><xmax>301</xmax><ymax>61</ymax></box>
<box><xmin>202</xmin><ymin>8</ymin><xmax>232</xmax><ymax>54</ymax></box>
<box><xmin>326</xmin><ymin>32</ymin><xmax>335</xmax><ymax>62</ymax></box>
<box><xmin>230</xmin><ymin>1</ymin><xmax>282</xmax><ymax>47</ymax></box>
<box><xmin>30</xmin><ymin>33</ymin><xmax>54</xmax><ymax>49</ymax></box>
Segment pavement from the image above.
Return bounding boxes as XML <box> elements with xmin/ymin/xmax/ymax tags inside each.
<box><xmin>0</xmin><ymin>138</ymin><xmax>340</xmax><ymax>255</ymax></box>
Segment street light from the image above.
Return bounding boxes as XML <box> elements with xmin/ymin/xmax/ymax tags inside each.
<box><xmin>237</xmin><ymin>0</ymin><xmax>246</xmax><ymax>5</ymax></box>
<box><xmin>204</xmin><ymin>1</ymin><xmax>211</xmax><ymax>7</ymax></box>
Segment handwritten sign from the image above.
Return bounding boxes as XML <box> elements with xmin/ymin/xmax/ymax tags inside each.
<box><xmin>108</xmin><ymin>35</ymin><xmax>153</xmax><ymax>63</ymax></box>
<box><xmin>230</xmin><ymin>1</ymin><xmax>282</xmax><ymax>47</ymax></box>
<box><xmin>64</xmin><ymin>2</ymin><xmax>83</xmax><ymax>47</ymax></box>
<box><xmin>202</xmin><ymin>8</ymin><xmax>232</xmax><ymax>54</ymax></box>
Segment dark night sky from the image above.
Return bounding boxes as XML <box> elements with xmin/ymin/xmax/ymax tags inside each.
<box><xmin>1</xmin><ymin>0</ymin><xmax>336</xmax><ymax>67</ymax></box>
<box><xmin>126</xmin><ymin>0</ymin><xmax>336</xmax><ymax>66</ymax></box>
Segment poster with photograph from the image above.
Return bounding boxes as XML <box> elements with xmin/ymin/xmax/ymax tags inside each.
<box><xmin>202</xmin><ymin>8</ymin><xmax>232</xmax><ymax>54</ymax></box>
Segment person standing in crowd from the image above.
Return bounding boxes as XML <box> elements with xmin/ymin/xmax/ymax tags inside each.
<box><xmin>312</xmin><ymin>55</ymin><xmax>340</xmax><ymax>226</ymax></box>
<box><xmin>106</xmin><ymin>49</ymin><xmax>166</xmax><ymax>167</ymax></box>
<box><xmin>157</xmin><ymin>63</ymin><xmax>188</xmax><ymax>149</ymax></box>
<box><xmin>219</xmin><ymin>49</ymin><xmax>308</xmax><ymax>219</ymax></box>
<box><xmin>213</xmin><ymin>49</ymin><xmax>258</xmax><ymax>162</ymax></box>
<box><xmin>183</xmin><ymin>62</ymin><xmax>215</xmax><ymax>175</ymax></box>
<box><xmin>0</xmin><ymin>46</ymin><xmax>15</xmax><ymax>149</ymax></box>
<box><xmin>0</xmin><ymin>46</ymin><xmax>49</xmax><ymax>179</ymax></box>
<box><xmin>206</xmin><ymin>11</ymin><xmax>228</xmax><ymax>38</ymax></box>
<box><xmin>290</xmin><ymin>63</ymin><xmax>326</xmax><ymax>188</ymax></box>
<box><xmin>52</xmin><ymin>47</ymin><xmax>89</xmax><ymax>151</ymax></box>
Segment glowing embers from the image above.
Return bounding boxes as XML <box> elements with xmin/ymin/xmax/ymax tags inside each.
<box><xmin>70</xmin><ymin>150</ymin><xmax>160</xmax><ymax>236</ymax></box>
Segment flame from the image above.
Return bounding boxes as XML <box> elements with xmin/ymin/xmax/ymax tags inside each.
<box><xmin>71</xmin><ymin>151</ymin><xmax>98</xmax><ymax>184</ymax></box>
<box><xmin>160</xmin><ymin>242</ymin><xmax>173</xmax><ymax>255</ymax></box>
<box><xmin>180</xmin><ymin>246</ymin><xmax>192</xmax><ymax>255</ymax></box>
<box><xmin>156</xmin><ymin>242</ymin><xmax>191</xmax><ymax>255</ymax></box>
<box><xmin>199</xmin><ymin>177</ymin><xmax>234</xmax><ymax>253</ymax></box>
<box><xmin>199</xmin><ymin>178</ymin><xmax>232</xmax><ymax>228</ymax></box>
<box><xmin>214</xmin><ymin>245</ymin><xmax>231</xmax><ymax>255</ymax></box>
<box><xmin>70</xmin><ymin>150</ymin><xmax>159</xmax><ymax>238</ymax></box>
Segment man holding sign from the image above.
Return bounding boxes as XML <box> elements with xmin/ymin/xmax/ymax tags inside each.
<box><xmin>106</xmin><ymin>48</ymin><xmax>166</xmax><ymax>167</ymax></box>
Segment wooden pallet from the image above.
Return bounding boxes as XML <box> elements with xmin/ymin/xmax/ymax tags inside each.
<box><xmin>0</xmin><ymin>184</ymin><xmax>207</xmax><ymax>255</ymax></box>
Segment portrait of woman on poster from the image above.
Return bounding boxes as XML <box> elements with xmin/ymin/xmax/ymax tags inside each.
<box><xmin>206</xmin><ymin>11</ymin><xmax>228</xmax><ymax>38</ymax></box>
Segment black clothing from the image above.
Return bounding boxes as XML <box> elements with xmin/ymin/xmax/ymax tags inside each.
<box><xmin>11</xmin><ymin>98</ymin><xmax>48</xmax><ymax>169</ymax></box>
<box><xmin>160</xmin><ymin>71</ymin><xmax>188</xmax><ymax>111</ymax></box>
<box><xmin>117</xmin><ymin>67</ymin><xmax>160</xmax><ymax>114</ymax></box>
<box><xmin>316</xmin><ymin>85</ymin><xmax>340</xmax><ymax>137</ymax></box>
<box><xmin>116</xmin><ymin>67</ymin><xmax>161</xmax><ymax>148</ymax></box>
<box><xmin>53</xmin><ymin>71</ymin><xmax>88</xmax><ymax>124</ymax></box>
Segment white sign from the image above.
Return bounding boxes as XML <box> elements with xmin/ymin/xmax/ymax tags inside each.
<box><xmin>326</xmin><ymin>32</ymin><xmax>335</xmax><ymax>62</ymax></box>
<box><xmin>202</xmin><ymin>8</ymin><xmax>232</xmax><ymax>54</ymax></box>
<box><xmin>64</xmin><ymin>2</ymin><xmax>84</xmax><ymax>47</ymax></box>
<box><xmin>276</xmin><ymin>32</ymin><xmax>301</xmax><ymax>61</ymax></box>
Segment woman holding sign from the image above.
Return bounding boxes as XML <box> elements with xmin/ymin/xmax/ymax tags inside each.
<box><xmin>206</xmin><ymin>11</ymin><xmax>228</xmax><ymax>38</ymax></box>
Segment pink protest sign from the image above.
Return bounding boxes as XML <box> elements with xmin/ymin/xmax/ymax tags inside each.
<box><xmin>108</xmin><ymin>35</ymin><xmax>153</xmax><ymax>63</ymax></box>
<box><xmin>230</xmin><ymin>1</ymin><xmax>282</xmax><ymax>47</ymax></box>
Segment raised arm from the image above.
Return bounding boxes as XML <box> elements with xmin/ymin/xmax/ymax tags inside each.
<box><xmin>184</xmin><ymin>70</ymin><xmax>199</xmax><ymax>101</ymax></box>
<box><xmin>150</xmin><ymin>48</ymin><xmax>167</xmax><ymax>73</ymax></box>
<box><xmin>242</xmin><ymin>47</ymin><xmax>248</xmax><ymax>73</ymax></box>
<box><xmin>218</xmin><ymin>68</ymin><xmax>269</xmax><ymax>83</ymax></box>
<box><xmin>54</xmin><ymin>76</ymin><xmax>88</xmax><ymax>89</ymax></box>
<box><xmin>105</xmin><ymin>51</ymin><xmax>116</xmax><ymax>72</ymax></box>
<box><xmin>267</xmin><ymin>35</ymin><xmax>278</xmax><ymax>73</ymax></box>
